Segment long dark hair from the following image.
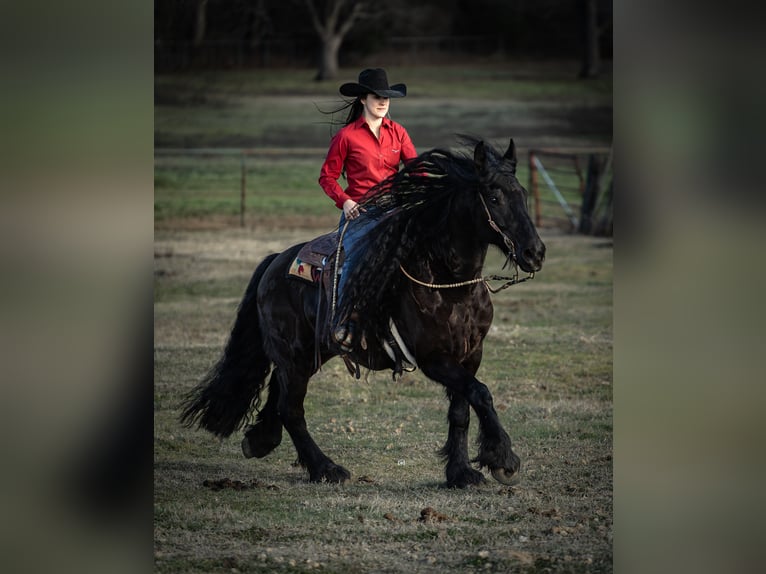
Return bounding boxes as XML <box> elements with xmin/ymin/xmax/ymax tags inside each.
<box><xmin>318</xmin><ymin>95</ymin><xmax>366</xmax><ymax>132</ymax></box>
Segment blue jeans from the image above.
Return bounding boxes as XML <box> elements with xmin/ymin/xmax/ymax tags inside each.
<box><xmin>335</xmin><ymin>212</ymin><xmax>375</xmax><ymax>323</ymax></box>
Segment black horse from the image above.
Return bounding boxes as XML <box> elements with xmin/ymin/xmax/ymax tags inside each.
<box><xmin>181</xmin><ymin>137</ymin><xmax>546</xmax><ymax>488</ymax></box>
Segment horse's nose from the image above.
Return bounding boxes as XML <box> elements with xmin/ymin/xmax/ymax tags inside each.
<box><xmin>522</xmin><ymin>243</ymin><xmax>545</xmax><ymax>272</ymax></box>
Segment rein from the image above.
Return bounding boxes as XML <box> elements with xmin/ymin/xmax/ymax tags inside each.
<box><xmin>399</xmin><ymin>264</ymin><xmax>533</xmax><ymax>293</ymax></box>
<box><xmin>330</xmin><ymin>218</ymin><xmax>351</xmax><ymax>321</ymax></box>
<box><xmin>399</xmin><ymin>192</ymin><xmax>534</xmax><ymax>293</ymax></box>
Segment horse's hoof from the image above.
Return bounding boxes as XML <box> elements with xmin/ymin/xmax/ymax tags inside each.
<box><xmin>242</xmin><ymin>425</ymin><xmax>282</xmax><ymax>459</ymax></box>
<box><xmin>491</xmin><ymin>464</ymin><xmax>521</xmax><ymax>485</ymax></box>
<box><xmin>324</xmin><ymin>467</ymin><xmax>351</xmax><ymax>483</ymax></box>
<box><xmin>311</xmin><ymin>462</ymin><xmax>351</xmax><ymax>484</ymax></box>
<box><xmin>446</xmin><ymin>466</ymin><xmax>487</xmax><ymax>488</ymax></box>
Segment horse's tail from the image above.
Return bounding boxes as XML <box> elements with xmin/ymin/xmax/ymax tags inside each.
<box><xmin>180</xmin><ymin>252</ymin><xmax>279</xmax><ymax>438</ymax></box>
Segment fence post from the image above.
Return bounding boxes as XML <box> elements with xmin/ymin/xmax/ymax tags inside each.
<box><xmin>579</xmin><ymin>154</ymin><xmax>600</xmax><ymax>234</ymax></box>
<box><xmin>528</xmin><ymin>150</ymin><xmax>541</xmax><ymax>227</ymax></box>
<box><xmin>240</xmin><ymin>152</ymin><xmax>246</xmax><ymax>228</ymax></box>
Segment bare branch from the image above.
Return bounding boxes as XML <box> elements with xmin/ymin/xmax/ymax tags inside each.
<box><xmin>337</xmin><ymin>1</ymin><xmax>368</xmax><ymax>37</ymax></box>
<box><xmin>327</xmin><ymin>0</ymin><xmax>346</xmax><ymax>31</ymax></box>
<box><xmin>300</xmin><ymin>0</ymin><xmax>370</xmax><ymax>38</ymax></box>
<box><xmin>301</xmin><ymin>0</ymin><xmax>323</xmax><ymax>35</ymax></box>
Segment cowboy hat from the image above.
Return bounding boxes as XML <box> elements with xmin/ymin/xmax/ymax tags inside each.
<box><xmin>339</xmin><ymin>68</ymin><xmax>407</xmax><ymax>98</ymax></box>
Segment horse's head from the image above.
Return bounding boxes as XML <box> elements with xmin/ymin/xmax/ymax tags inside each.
<box><xmin>473</xmin><ymin>139</ymin><xmax>546</xmax><ymax>273</ymax></box>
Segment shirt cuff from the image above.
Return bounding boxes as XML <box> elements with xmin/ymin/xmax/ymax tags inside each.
<box><xmin>335</xmin><ymin>193</ymin><xmax>350</xmax><ymax>210</ymax></box>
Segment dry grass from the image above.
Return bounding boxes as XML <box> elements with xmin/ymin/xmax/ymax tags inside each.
<box><xmin>154</xmin><ymin>226</ymin><xmax>612</xmax><ymax>573</ymax></box>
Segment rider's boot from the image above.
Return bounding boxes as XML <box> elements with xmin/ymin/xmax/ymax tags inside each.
<box><xmin>333</xmin><ymin>311</ymin><xmax>359</xmax><ymax>353</ymax></box>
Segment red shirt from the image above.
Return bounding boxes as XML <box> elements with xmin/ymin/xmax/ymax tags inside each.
<box><xmin>319</xmin><ymin>115</ymin><xmax>417</xmax><ymax>209</ymax></box>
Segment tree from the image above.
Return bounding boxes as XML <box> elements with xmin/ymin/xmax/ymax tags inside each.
<box><xmin>578</xmin><ymin>0</ymin><xmax>611</xmax><ymax>78</ymax></box>
<box><xmin>301</xmin><ymin>0</ymin><xmax>373</xmax><ymax>81</ymax></box>
<box><xmin>193</xmin><ymin>0</ymin><xmax>209</xmax><ymax>47</ymax></box>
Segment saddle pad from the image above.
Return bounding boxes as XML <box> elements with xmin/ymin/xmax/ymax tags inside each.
<box><xmin>296</xmin><ymin>232</ymin><xmax>339</xmax><ymax>268</ymax></box>
<box><xmin>288</xmin><ymin>257</ymin><xmax>321</xmax><ymax>283</ymax></box>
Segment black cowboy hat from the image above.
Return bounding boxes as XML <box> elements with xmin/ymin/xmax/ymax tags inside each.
<box><xmin>339</xmin><ymin>68</ymin><xmax>407</xmax><ymax>98</ymax></box>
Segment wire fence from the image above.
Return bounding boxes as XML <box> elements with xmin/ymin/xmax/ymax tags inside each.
<box><xmin>155</xmin><ymin>146</ymin><xmax>613</xmax><ymax>235</ymax></box>
<box><xmin>528</xmin><ymin>147</ymin><xmax>612</xmax><ymax>236</ymax></box>
<box><xmin>154</xmin><ymin>147</ymin><xmax>332</xmax><ymax>227</ymax></box>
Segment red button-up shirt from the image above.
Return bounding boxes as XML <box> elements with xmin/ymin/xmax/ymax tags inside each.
<box><xmin>319</xmin><ymin>115</ymin><xmax>417</xmax><ymax>209</ymax></box>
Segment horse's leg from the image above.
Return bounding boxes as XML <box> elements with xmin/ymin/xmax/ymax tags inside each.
<box><xmin>241</xmin><ymin>370</ymin><xmax>283</xmax><ymax>458</ymax></box>
<box><xmin>422</xmin><ymin>357</ymin><xmax>520</xmax><ymax>485</ymax></box>
<box><xmin>277</xmin><ymin>366</ymin><xmax>351</xmax><ymax>483</ymax></box>
<box><xmin>255</xmin><ymin>246</ymin><xmax>348</xmax><ymax>483</ymax></box>
<box><xmin>440</xmin><ymin>391</ymin><xmax>486</xmax><ymax>488</ymax></box>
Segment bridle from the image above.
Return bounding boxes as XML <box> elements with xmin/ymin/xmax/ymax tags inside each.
<box><xmin>400</xmin><ymin>191</ymin><xmax>534</xmax><ymax>293</ymax></box>
<box><xmin>478</xmin><ymin>192</ymin><xmax>516</xmax><ymax>258</ymax></box>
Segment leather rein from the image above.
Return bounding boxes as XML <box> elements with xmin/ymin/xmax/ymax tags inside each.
<box><xmin>400</xmin><ymin>193</ymin><xmax>534</xmax><ymax>293</ymax></box>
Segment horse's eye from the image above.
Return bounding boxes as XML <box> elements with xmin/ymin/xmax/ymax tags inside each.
<box><xmin>490</xmin><ymin>195</ymin><xmax>500</xmax><ymax>204</ymax></box>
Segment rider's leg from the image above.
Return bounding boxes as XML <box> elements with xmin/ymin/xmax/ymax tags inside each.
<box><xmin>333</xmin><ymin>213</ymin><xmax>370</xmax><ymax>350</ymax></box>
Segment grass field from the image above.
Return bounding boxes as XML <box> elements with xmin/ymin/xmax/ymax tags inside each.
<box><xmin>155</xmin><ymin>63</ymin><xmax>612</xmax><ymax>573</ymax></box>
<box><xmin>154</xmin><ymin>150</ymin><xmax>589</xmax><ymax>230</ymax></box>
<box><xmin>155</xmin><ymin>65</ymin><xmax>609</xmax><ymax>229</ymax></box>
<box><xmin>154</xmin><ymin>227</ymin><xmax>613</xmax><ymax>573</ymax></box>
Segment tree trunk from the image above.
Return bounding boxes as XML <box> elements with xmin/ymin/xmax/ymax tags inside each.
<box><xmin>578</xmin><ymin>0</ymin><xmax>600</xmax><ymax>78</ymax></box>
<box><xmin>193</xmin><ymin>0</ymin><xmax>209</xmax><ymax>47</ymax></box>
<box><xmin>316</xmin><ymin>35</ymin><xmax>342</xmax><ymax>81</ymax></box>
<box><xmin>302</xmin><ymin>0</ymin><xmax>370</xmax><ymax>82</ymax></box>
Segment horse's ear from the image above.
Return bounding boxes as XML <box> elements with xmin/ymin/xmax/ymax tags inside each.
<box><xmin>473</xmin><ymin>141</ymin><xmax>488</xmax><ymax>174</ymax></box>
<box><xmin>504</xmin><ymin>138</ymin><xmax>517</xmax><ymax>173</ymax></box>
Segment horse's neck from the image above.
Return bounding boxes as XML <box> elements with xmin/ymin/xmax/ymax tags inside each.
<box><xmin>427</xmin><ymin>233</ymin><xmax>488</xmax><ymax>282</ymax></box>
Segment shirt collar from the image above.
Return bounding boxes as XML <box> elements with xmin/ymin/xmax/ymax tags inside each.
<box><xmin>353</xmin><ymin>115</ymin><xmax>392</xmax><ymax>130</ymax></box>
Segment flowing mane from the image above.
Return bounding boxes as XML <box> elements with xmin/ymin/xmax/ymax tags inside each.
<box><xmin>336</xmin><ymin>137</ymin><xmax>511</xmax><ymax>344</ymax></box>
<box><xmin>180</xmin><ymin>134</ymin><xmax>545</xmax><ymax>487</ymax></box>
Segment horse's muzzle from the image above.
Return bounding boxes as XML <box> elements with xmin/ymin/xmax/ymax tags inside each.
<box><xmin>518</xmin><ymin>241</ymin><xmax>546</xmax><ymax>273</ymax></box>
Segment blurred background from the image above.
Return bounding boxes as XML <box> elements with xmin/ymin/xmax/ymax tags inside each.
<box><xmin>155</xmin><ymin>0</ymin><xmax>612</xmax><ymax>79</ymax></box>
<box><xmin>3</xmin><ymin>0</ymin><xmax>766</xmax><ymax>572</ymax></box>
<box><xmin>154</xmin><ymin>0</ymin><xmax>613</xmax><ymax>235</ymax></box>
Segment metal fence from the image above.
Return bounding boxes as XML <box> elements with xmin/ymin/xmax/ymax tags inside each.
<box><xmin>155</xmin><ymin>146</ymin><xmax>612</xmax><ymax>235</ymax></box>
<box><xmin>528</xmin><ymin>147</ymin><xmax>612</xmax><ymax>236</ymax></box>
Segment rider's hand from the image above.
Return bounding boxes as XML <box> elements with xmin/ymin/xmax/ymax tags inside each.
<box><xmin>343</xmin><ymin>199</ymin><xmax>366</xmax><ymax>220</ymax></box>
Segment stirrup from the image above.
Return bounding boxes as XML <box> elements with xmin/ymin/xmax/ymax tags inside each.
<box><xmin>384</xmin><ymin>335</ymin><xmax>416</xmax><ymax>380</ymax></box>
<box><xmin>381</xmin><ymin>320</ymin><xmax>417</xmax><ymax>380</ymax></box>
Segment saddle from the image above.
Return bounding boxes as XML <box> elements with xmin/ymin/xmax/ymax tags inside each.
<box><xmin>287</xmin><ymin>232</ymin><xmax>345</xmax><ymax>361</ymax></box>
<box><xmin>287</xmin><ymin>231</ymin><xmax>342</xmax><ymax>301</ymax></box>
<box><xmin>286</xmin><ymin>231</ymin><xmax>415</xmax><ymax>379</ymax></box>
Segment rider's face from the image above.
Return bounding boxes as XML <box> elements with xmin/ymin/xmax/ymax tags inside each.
<box><xmin>362</xmin><ymin>94</ymin><xmax>390</xmax><ymax>120</ymax></box>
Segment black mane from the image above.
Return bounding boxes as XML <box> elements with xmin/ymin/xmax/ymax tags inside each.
<box><xmin>179</xmin><ymin>134</ymin><xmax>545</xmax><ymax>487</ymax></box>
<box><xmin>336</xmin><ymin>137</ymin><xmax>509</xmax><ymax>344</ymax></box>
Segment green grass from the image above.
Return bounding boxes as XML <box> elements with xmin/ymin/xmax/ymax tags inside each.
<box><xmin>155</xmin><ymin>65</ymin><xmax>612</xmax><ymax>101</ymax></box>
<box><xmin>155</xmin><ymin>64</ymin><xmax>612</xmax><ymax>150</ymax></box>
<box><xmin>154</xmin><ymin>154</ymin><xmax>337</xmax><ymax>222</ymax></box>
<box><xmin>154</xmin><ymin>152</ymin><xmax>596</xmax><ymax>227</ymax></box>
<box><xmin>155</xmin><ymin>64</ymin><xmax>611</xmax><ymax>227</ymax></box>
